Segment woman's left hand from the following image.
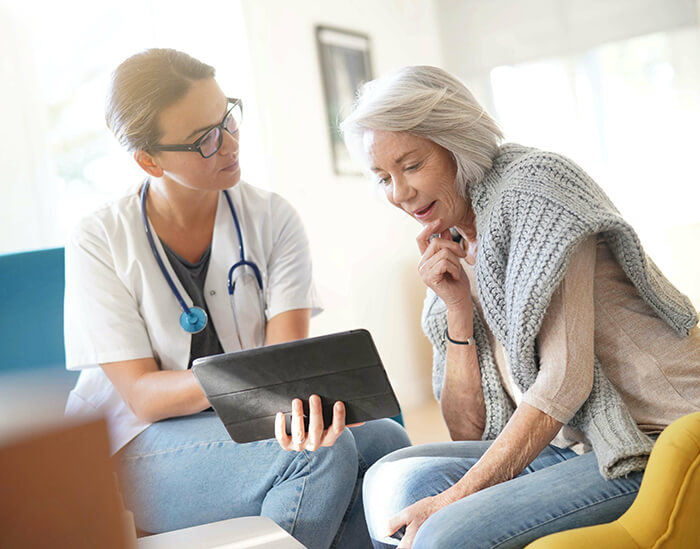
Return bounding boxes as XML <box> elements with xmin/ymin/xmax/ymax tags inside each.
<box><xmin>275</xmin><ymin>394</ymin><xmax>362</xmax><ymax>452</ymax></box>
<box><xmin>385</xmin><ymin>492</ymin><xmax>454</xmax><ymax>548</ymax></box>
<box><xmin>416</xmin><ymin>220</ymin><xmax>471</xmax><ymax>313</ymax></box>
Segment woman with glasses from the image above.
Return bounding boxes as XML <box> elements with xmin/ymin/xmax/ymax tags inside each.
<box><xmin>63</xmin><ymin>48</ymin><xmax>409</xmax><ymax>548</ymax></box>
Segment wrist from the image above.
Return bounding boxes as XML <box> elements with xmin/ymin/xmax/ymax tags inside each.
<box><xmin>446</xmin><ymin>309</ymin><xmax>474</xmax><ymax>341</ymax></box>
<box><xmin>450</xmin><ymin>469</ymin><xmax>484</xmax><ymax>500</ymax></box>
<box><xmin>439</xmin><ymin>482</ymin><xmax>470</xmax><ymax>505</ymax></box>
<box><xmin>445</xmin><ymin>328</ymin><xmax>475</xmax><ymax>346</ymax></box>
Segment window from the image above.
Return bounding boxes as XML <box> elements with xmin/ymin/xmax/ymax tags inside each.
<box><xmin>489</xmin><ymin>26</ymin><xmax>700</xmax><ymax>297</ymax></box>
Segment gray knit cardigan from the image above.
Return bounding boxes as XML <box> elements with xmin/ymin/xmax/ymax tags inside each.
<box><xmin>422</xmin><ymin>144</ymin><xmax>698</xmax><ymax>479</ymax></box>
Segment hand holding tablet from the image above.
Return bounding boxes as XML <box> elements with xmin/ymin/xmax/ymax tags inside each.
<box><xmin>274</xmin><ymin>395</ymin><xmax>363</xmax><ymax>452</ymax></box>
<box><xmin>192</xmin><ymin>329</ymin><xmax>400</xmax><ymax>445</ymax></box>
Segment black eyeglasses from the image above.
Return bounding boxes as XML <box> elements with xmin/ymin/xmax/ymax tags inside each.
<box><xmin>150</xmin><ymin>98</ymin><xmax>243</xmax><ymax>159</ymax></box>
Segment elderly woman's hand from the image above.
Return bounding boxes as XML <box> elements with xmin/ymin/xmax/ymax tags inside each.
<box><xmin>417</xmin><ymin>220</ymin><xmax>471</xmax><ymax>312</ymax></box>
<box><xmin>385</xmin><ymin>491</ymin><xmax>456</xmax><ymax>548</ymax></box>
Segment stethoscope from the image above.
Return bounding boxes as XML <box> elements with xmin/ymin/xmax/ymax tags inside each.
<box><xmin>140</xmin><ymin>179</ymin><xmax>265</xmax><ymax>342</ymax></box>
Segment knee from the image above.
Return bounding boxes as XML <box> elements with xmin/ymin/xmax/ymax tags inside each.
<box><xmin>376</xmin><ymin>418</ymin><xmax>412</xmax><ymax>453</ymax></box>
<box><xmin>362</xmin><ymin>451</ymin><xmax>417</xmax><ymax>536</ymax></box>
<box><xmin>413</xmin><ymin>499</ymin><xmax>502</xmax><ymax>549</ymax></box>
<box><xmin>310</xmin><ymin>428</ymin><xmax>359</xmax><ymax>483</ymax></box>
<box><xmin>412</xmin><ymin>506</ymin><xmax>468</xmax><ymax>549</ymax></box>
<box><xmin>352</xmin><ymin>418</ymin><xmax>411</xmax><ymax>470</ymax></box>
<box><xmin>337</xmin><ymin>427</ymin><xmax>360</xmax><ymax>462</ymax></box>
<box><xmin>363</xmin><ymin>453</ymin><xmax>423</xmax><ymax>511</ymax></box>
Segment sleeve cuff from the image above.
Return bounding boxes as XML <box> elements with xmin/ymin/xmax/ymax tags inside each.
<box><xmin>267</xmin><ymin>297</ymin><xmax>324</xmax><ymax>321</ymax></box>
<box><xmin>65</xmin><ymin>348</ymin><xmax>154</xmax><ymax>370</ymax></box>
<box><xmin>522</xmin><ymin>391</ymin><xmax>577</xmax><ymax>424</ymax></box>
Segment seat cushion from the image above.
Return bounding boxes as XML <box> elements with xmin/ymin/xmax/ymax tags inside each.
<box><xmin>526</xmin><ymin>411</ymin><xmax>700</xmax><ymax>548</ymax></box>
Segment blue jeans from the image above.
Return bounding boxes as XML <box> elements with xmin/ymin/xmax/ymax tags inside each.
<box><xmin>118</xmin><ymin>412</ymin><xmax>410</xmax><ymax>549</ymax></box>
<box><xmin>363</xmin><ymin>441</ymin><xmax>644</xmax><ymax>549</ymax></box>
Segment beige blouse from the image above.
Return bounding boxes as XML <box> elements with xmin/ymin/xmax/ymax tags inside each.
<box><xmin>465</xmin><ymin>235</ymin><xmax>700</xmax><ymax>451</ymax></box>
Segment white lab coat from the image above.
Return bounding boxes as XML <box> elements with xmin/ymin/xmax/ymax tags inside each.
<box><xmin>64</xmin><ymin>181</ymin><xmax>322</xmax><ymax>453</ymax></box>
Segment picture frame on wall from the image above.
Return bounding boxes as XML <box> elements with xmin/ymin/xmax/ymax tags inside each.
<box><xmin>316</xmin><ymin>26</ymin><xmax>373</xmax><ymax>176</ymax></box>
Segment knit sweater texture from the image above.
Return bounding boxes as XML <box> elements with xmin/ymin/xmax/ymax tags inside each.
<box><xmin>421</xmin><ymin>143</ymin><xmax>698</xmax><ymax>479</ymax></box>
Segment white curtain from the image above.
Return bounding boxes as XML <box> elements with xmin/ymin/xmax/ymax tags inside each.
<box><xmin>0</xmin><ymin>4</ymin><xmax>59</xmax><ymax>253</ymax></box>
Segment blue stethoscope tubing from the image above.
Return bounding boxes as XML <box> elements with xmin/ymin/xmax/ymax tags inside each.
<box><xmin>223</xmin><ymin>189</ymin><xmax>263</xmax><ymax>294</ymax></box>
<box><xmin>140</xmin><ymin>179</ymin><xmax>264</xmax><ymax>336</ymax></box>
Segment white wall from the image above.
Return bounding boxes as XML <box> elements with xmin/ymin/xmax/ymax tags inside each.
<box><xmin>0</xmin><ymin>5</ymin><xmax>57</xmax><ymax>252</ymax></box>
<box><xmin>435</xmin><ymin>0</ymin><xmax>698</xmax><ymax>75</ymax></box>
<box><xmin>240</xmin><ymin>0</ymin><xmax>444</xmax><ymax>410</ymax></box>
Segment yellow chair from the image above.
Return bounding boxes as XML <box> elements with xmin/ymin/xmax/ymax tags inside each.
<box><xmin>526</xmin><ymin>411</ymin><xmax>700</xmax><ymax>548</ymax></box>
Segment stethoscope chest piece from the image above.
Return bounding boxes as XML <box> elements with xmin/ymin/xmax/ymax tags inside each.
<box><xmin>141</xmin><ymin>179</ymin><xmax>264</xmax><ymax>343</ymax></box>
<box><xmin>180</xmin><ymin>306</ymin><xmax>208</xmax><ymax>334</ymax></box>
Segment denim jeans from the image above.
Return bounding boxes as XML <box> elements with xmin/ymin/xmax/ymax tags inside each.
<box><xmin>118</xmin><ymin>412</ymin><xmax>410</xmax><ymax>549</ymax></box>
<box><xmin>363</xmin><ymin>441</ymin><xmax>645</xmax><ymax>549</ymax></box>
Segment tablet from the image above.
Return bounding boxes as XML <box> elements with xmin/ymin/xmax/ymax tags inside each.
<box><xmin>191</xmin><ymin>329</ymin><xmax>401</xmax><ymax>443</ymax></box>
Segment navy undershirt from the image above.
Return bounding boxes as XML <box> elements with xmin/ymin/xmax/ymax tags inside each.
<box><xmin>159</xmin><ymin>239</ymin><xmax>225</xmax><ymax>369</ymax></box>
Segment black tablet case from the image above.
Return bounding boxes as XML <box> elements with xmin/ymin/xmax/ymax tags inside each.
<box><xmin>192</xmin><ymin>329</ymin><xmax>401</xmax><ymax>443</ymax></box>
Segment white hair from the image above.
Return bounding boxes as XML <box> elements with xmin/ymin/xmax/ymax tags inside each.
<box><xmin>340</xmin><ymin>65</ymin><xmax>504</xmax><ymax>197</ymax></box>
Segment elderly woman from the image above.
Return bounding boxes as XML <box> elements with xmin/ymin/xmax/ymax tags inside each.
<box><xmin>341</xmin><ymin>65</ymin><xmax>700</xmax><ymax>549</ymax></box>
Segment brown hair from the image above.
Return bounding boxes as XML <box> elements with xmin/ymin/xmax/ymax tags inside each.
<box><xmin>105</xmin><ymin>48</ymin><xmax>216</xmax><ymax>152</ymax></box>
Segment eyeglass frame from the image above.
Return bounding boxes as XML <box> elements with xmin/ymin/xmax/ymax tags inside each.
<box><xmin>149</xmin><ymin>97</ymin><xmax>243</xmax><ymax>159</ymax></box>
